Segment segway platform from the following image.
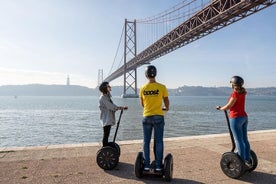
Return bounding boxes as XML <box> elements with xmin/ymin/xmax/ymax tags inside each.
<box><xmin>135</xmin><ymin>151</ymin><xmax>173</xmax><ymax>182</ymax></box>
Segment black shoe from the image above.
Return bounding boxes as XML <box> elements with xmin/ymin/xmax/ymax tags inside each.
<box><xmin>245</xmin><ymin>161</ymin><xmax>253</xmax><ymax>169</ymax></box>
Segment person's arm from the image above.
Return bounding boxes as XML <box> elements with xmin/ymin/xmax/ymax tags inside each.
<box><xmin>218</xmin><ymin>97</ymin><xmax>236</xmax><ymax>111</ymax></box>
<box><xmin>101</xmin><ymin>96</ymin><xmax>118</xmax><ymax>111</ymax></box>
<box><xmin>140</xmin><ymin>97</ymin><xmax>144</xmax><ymax>108</ymax></box>
<box><xmin>163</xmin><ymin>97</ymin><xmax>169</xmax><ymax>111</ymax></box>
<box><xmin>116</xmin><ymin>106</ymin><xmax>128</xmax><ymax>110</ymax></box>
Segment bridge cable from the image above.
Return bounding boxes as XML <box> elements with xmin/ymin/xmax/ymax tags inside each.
<box><xmin>108</xmin><ymin>24</ymin><xmax>125</xmax><ymax>76</ymax></box>
<box><xmin>136</xmin><ymin>0</ymin><xmax>200</xmax><ymax>24</ymax></box>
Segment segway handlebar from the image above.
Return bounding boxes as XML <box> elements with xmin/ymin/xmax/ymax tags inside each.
<box><xmin>216</xmin><ymin>107</ymin><xmax>236</xmax><ymax>152</ymax></box>
<box><xmin>113</xmin><ymin>107</ymin><xmax>127</xmax><ymax>142</ymax></box>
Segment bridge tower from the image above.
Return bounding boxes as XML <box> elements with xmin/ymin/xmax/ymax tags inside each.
<box><xmin>122</xmin><ymin>19</ymin><xmax>138</xmax><ymax>98</ymax></box>
<box><xmin>98</xmin><ymin>69</ymin><xmax>103</xmax><ymax>87</ymax></box>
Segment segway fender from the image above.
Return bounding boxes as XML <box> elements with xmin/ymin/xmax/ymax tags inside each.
<box><xmin>107</xmin><ymin>142</ymin><xmax>121</xmax><ymax>157</ymax></box>
<box><xmin>246</xmin><ymin>150</ymin><xmax>258</xmax><ymax>172</ymax></box>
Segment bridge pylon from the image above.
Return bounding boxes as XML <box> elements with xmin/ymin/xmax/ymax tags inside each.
<box><xmin>121</xmin><ymin>19</ymin><xmax>139</xmax><ymax>98</ymax></box>
<box><xmin>97</xmin><ymin>69</ymin><xmax>103</xmax><ymax>87</ymax></box>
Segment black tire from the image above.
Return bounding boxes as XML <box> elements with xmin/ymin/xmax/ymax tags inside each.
<box><xmin>107</xmin><ymin>142</ymin><xmax>121</xmax><ymax>157</ymax></box>
<box><xmin>164</xmin><ymin>153</ymin><xmax>173</xmax><ymax>182</ymax></box>
<box><xmin>220</xmin><ymin>152</ymin><xmax>244</xmax><ymax>179</ymax></box>
<box><xmin>96</xmin><ymin>147</ymin><xmax>119</xmax><ymax>170</ymax></box>
<box><xmin>134</xmin><ymin>152</ymin><xmax>144</xmax><ymax>178</ymax></box>
<box><xmin>247</xmin><ymin>150</ymin><xmax>258</xmax><ymax>172</ymax></box>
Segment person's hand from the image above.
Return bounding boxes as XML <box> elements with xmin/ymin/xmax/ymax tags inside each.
<box><xmin>162</xmin><ymin>107</ymin><xmax>168</xmax><ymax>111</ymax></box>
<box><xmin>118</xmin><ymin>106</ymin><xmax>128</xmax><ymax>110</ymax></box>
<box><xmin>216</xmin><ymin>106</ymin><xmax>221</xmax><ymax>110</ymax></box>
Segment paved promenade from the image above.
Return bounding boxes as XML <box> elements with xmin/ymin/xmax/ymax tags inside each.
<box><xmin>0</xmin><ymin>129</ymin><xmax>275</xmax><ymax>184</ymax></box>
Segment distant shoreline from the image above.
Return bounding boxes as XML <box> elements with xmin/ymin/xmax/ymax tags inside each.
<box><xmin>0</xmin><ymin>84</ymin><xmax>275</xmax><ymax>96</ymax></box>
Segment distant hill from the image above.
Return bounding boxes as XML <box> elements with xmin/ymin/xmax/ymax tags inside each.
<box><xmin>169</xmin><ymin>86</ymin><xmax>276</xmax><ymax>96</ymax></box>
<box><xmin>0</xmin><ymin>84</ymin><xmax>97</xmax><ymax>96</ymax></box>
<box><xmin>0</xmin><ymin>84</ymin><xmax>275</xmax><ymax>96</ymax></box>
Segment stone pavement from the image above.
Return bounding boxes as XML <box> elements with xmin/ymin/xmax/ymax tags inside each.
<box><xmin>0</xmin><ymin>129</ymin><xmax>275</xmax><ymax>184</ymax></box>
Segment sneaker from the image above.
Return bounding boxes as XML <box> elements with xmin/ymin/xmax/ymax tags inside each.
<box><xmin>144</xmin><ymin>167</ymin><xmax>150</xmax><ymax>171</ymax></box>
<box><xmin>155</xmin><ymin>168</ymin><xmax>162</xmax><ymax>172</ymax></box>
<box><xmin>245</xmin><ymin>161</ymin><xmax>253</xmax><ymax>168</ymax></box>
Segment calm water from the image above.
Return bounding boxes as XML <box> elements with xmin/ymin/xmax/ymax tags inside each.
<box><xmin>0</xmin><ymin>96</ymin><xmax>275</xmax><ymax>147</ymax></box>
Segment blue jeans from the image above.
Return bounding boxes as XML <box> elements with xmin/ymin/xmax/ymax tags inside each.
<box><xmin>229</xmin><ymin>117</ymin><xmax>251</xmax><ymax>162</ymax></box>
<box><xmin>142</xmin><ymin>115</ymin><xmax>164</xmax><ymax>169</ymax></box>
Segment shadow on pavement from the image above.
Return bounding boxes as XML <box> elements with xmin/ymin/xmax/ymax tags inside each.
<box><xmin>239</xmin><ymin>171</ymin><xmax>276</xmax><ymax>184</ymax></box>
<box><xmin>105</xmin><ymin>162</ymin><xmax>204</xmax><ymax>184</ymax></box>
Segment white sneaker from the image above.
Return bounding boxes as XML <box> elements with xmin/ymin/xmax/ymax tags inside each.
<box><xmin>144</xmin><ymin>167</ymin><xmax>150</xmax><ymax>171</ymax></box>
<box><xmin>155</xmin><ymin>168</ymin><xmax>162</xmax><ymax>172</ymax></box>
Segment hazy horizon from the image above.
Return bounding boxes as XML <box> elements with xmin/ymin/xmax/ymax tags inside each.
<box><xmin>1</xmin><ymin>83</ymin><xmax>276</xmax><ymax>89</ymax></box>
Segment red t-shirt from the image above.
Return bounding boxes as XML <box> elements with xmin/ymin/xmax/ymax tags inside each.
<box><xmin>229</xmin><ymin>91</ymin><xmax>247</xmax><ymax>118</ymax></box>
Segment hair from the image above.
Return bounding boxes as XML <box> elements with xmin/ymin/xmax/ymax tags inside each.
<box><xmin>233</xmin><ymin>85</ymin><xmax>246</xmax><ymax>94</ymax></box>
<box><xmin>99</xmin><ymin>81</ymin><xmax>109</xmax><ymax>94</ymax></box>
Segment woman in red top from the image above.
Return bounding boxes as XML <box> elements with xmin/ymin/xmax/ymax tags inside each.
<box><xmin>217</xmin><ymin>76</ymin><xmax>252</xmax><ymax>167</ymax></box>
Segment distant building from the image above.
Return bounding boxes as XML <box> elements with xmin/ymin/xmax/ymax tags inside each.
<box><xmin>66</xmin><ymin>75</ymin><xmax>70</xmax><ymax>86</ymax></box>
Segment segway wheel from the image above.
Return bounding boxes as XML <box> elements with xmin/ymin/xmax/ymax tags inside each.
<box><xmin>247</xmin><ymin>150</ymin><xmax>258</xmax><ymax>172</ymax></box>
<box><xmin>134</xmin><ymin>152</ymin><xmax>144</xmax><ymax>178</ymax></box>
<box><xmin>164</xmin><ymin>153</ymin><xmax>173</xmax><ymax>182</ymax></box>
<box><xmin>96</xmin><ymin>147</ymin><xmax>119</xmax><ymax>170</ymax></box>
<box><xmin>220</xmin><ymin>152</ymin><xmax>244</xmax><ymax>179</ymax></box>
<box><xmin>107</xmin><ymin>142</ymin><xmax>121</xmax><ymax>157</ymax></box>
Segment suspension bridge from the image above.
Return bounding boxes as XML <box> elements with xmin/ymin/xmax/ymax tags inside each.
<box><xmin>99</xmin><ymin>0</ymin><xmax>275</xmax><ymax>98</ymax></box>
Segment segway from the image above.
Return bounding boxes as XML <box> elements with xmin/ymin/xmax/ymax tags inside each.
<box><xmin>96</xmin><ymin>108</ymin><xmax>125</xmax><ymax>170</ymax></box>
<box><xmin>218</xmin><ymin>109</ymin><xmax>258</xmax><ymax>179</ymax></box>
<box><xmin>135</xmin><ymin>137</ymin><xmax>173</xmax><ymax>182</ymax></box>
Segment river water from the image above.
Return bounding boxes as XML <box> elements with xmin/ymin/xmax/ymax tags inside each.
<box><xmin>0</xmin><ymin>96</ymin><xmax>275</xmax><ymax>147</ymax></box>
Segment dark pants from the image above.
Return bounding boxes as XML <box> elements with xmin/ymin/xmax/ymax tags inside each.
<box><xmin>103</xmin><ymin>125</ymin><xmax>111</xmax><ymax>146</ymax></box>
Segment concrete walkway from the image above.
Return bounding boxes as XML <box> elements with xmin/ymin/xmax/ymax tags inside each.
<box><xmin>0</xmin><ymin>129</ymin><xmax>275</xmax><ymax>184</ymax></box>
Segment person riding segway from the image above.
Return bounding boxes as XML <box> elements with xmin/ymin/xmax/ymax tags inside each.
<box><xmin>97</xmin><ymin>82</ymin><xmax>128</xmax><ymax>170</ymax></box>
<box><xmin>134</xmin><ymin>65</ymin><xmax>173</xmax><ymax>182</ymax></box>
<box><xmin>96</xmin><ymin>108</ymin><xmax>127</xmax><ymax>170</ymax></box>
<box><xmin>216</xmin><ymin>76</ymin><xmax>258</xmax><ymax>178</ymax></box>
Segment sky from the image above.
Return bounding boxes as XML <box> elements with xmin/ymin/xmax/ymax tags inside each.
<box><xmin>0</xmin><ymin>0</ymin><xmax>275</xmax><ymax>89</ymax></box>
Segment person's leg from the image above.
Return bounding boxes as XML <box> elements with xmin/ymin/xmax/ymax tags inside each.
<box><xmin>242</xmin><ymin>117</ymin><xmax>251</xmax><ymax>161</ymax></box>
<box><xmin>143</xmin><ymin>117</ymin><xmax>153</xmax><ymax>169</ymax></box>
<box><xmin>153</xmin><ymin>116</ymin><xmax>164</xmax><ymax>170</ymax></box>
<box><xmin>103</xmin><ymin>125</ymin><xmax>111</xmax><ymax>147</ymax></box>
<box><xmin>230</xmin><ymin>117</ymin><xmax>246</xmax><ymax>161</ymax></box>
